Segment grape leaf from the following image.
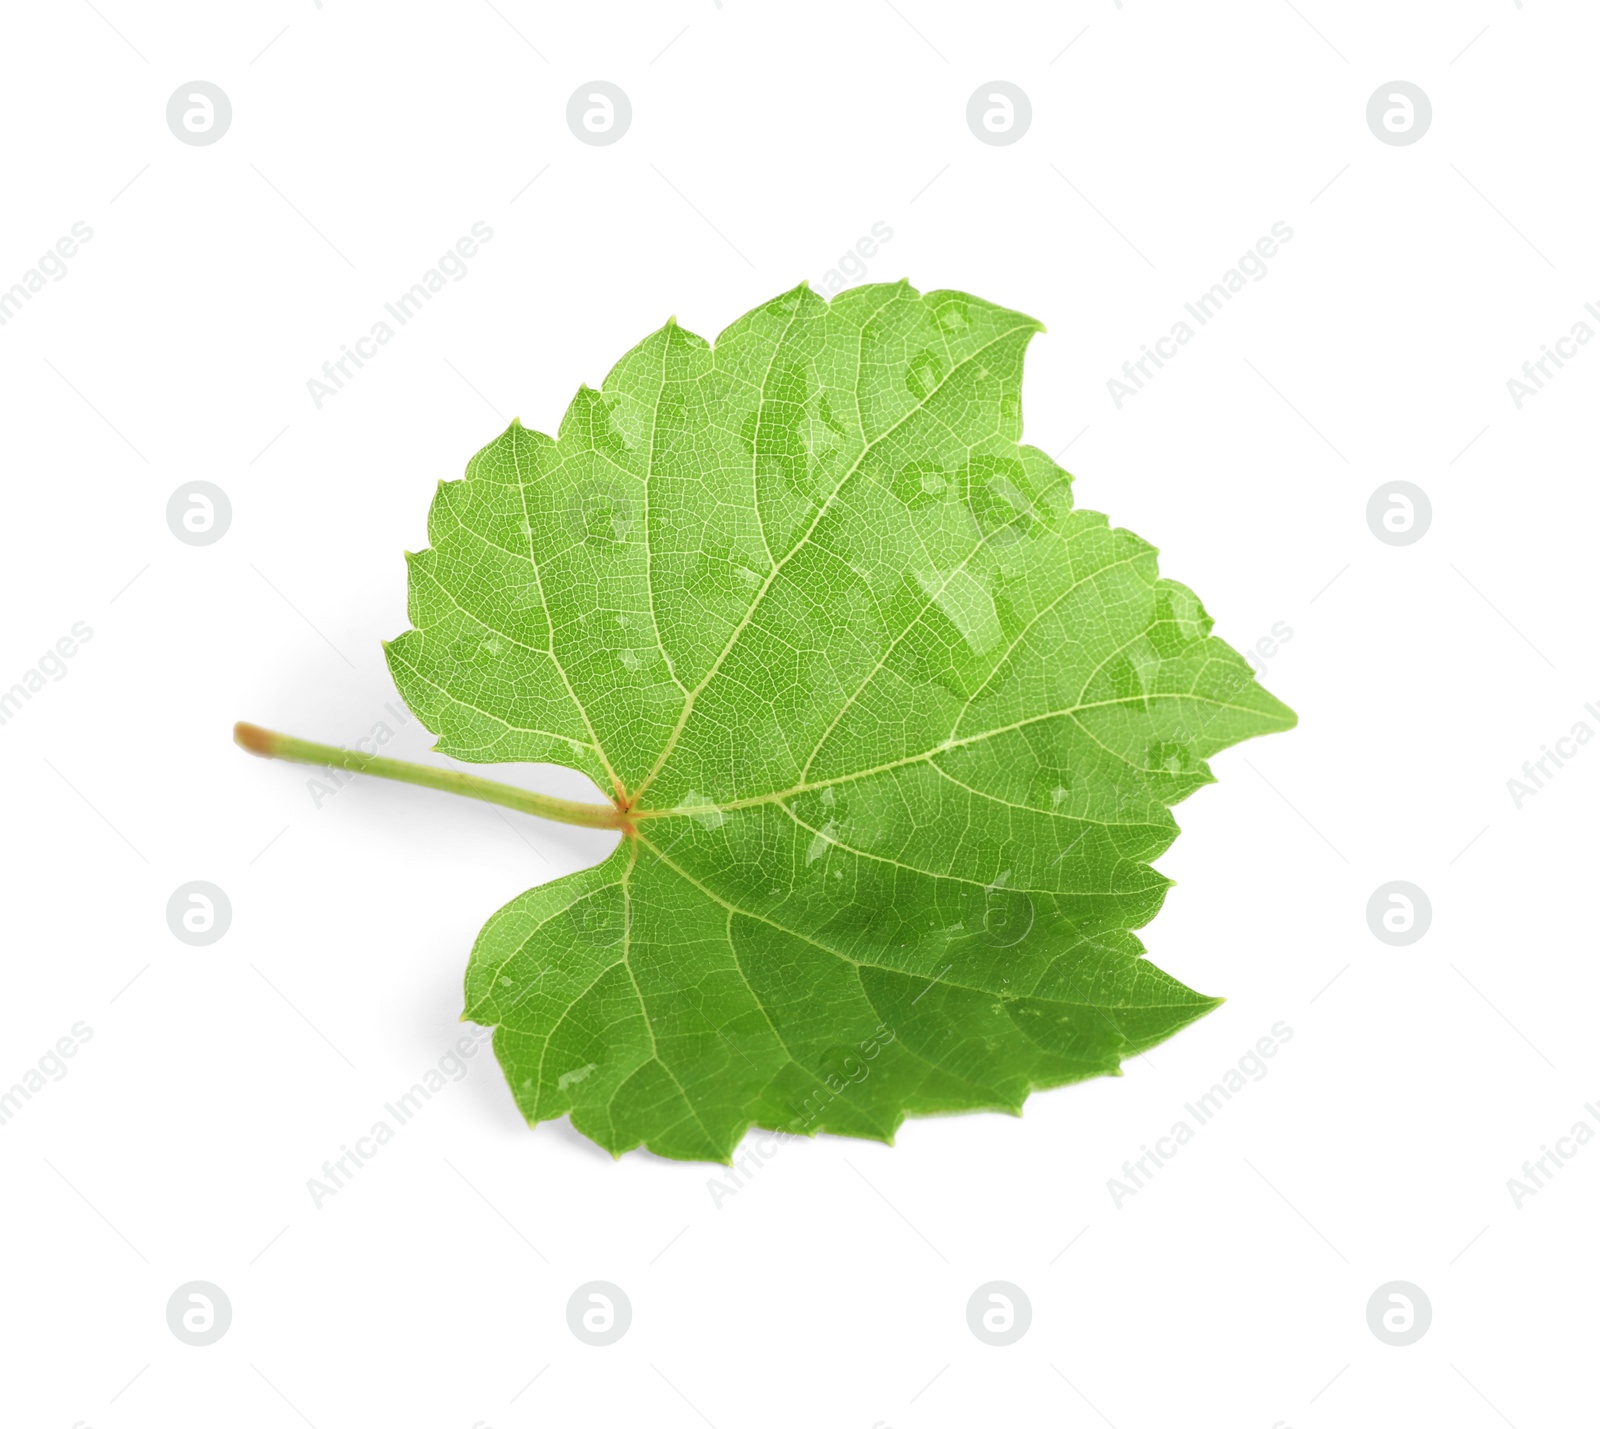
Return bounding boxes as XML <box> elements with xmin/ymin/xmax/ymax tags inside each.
<box><xmin>384</xmin><ymin>281</ymin><xmax>1295</xmax><ymax>1162</ymax></box>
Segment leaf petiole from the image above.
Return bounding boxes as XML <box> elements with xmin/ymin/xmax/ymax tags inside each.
<box><xmin>232</xmin><ymin>722</ymin><xmax>630</xmax><ymax>831</ymax></box>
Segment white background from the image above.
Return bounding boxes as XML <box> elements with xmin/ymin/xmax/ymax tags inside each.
<box><xmin>1</xmin><ymin>2</ymin><xmax>1595</xmax><ymax>1425</ymax></box>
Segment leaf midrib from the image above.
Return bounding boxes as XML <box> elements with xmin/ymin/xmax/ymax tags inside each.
<box><xmin>631</xmin><ymin>690</ymin><xmax>1279</xmax><ymax>823</ymax></box>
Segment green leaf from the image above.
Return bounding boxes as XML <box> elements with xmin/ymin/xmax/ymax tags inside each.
<box><xmin>385</xmin><ymin>281</ymin><xmax>1295</xmax><ymax>1162</ymax></box>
